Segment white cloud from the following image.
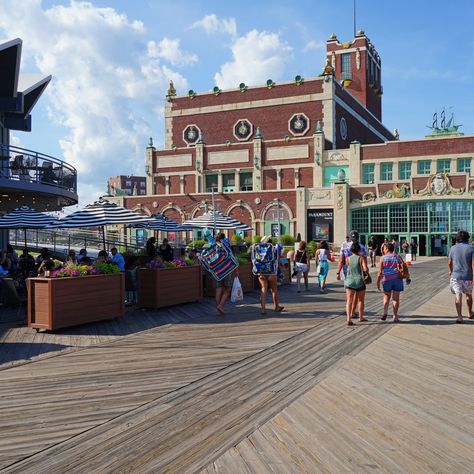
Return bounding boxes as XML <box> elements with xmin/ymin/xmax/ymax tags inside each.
<box><xmin>0</xmin><ymin>0</ymin><xmax>192</xmax><ymax>205</ymax></box>
<box><xmin>191</xmin><ymin>14</ymin><xmax>237</xmax><ymax>36</ymax></box>
<box><xmin>215</xmin><ymin>30</ymin><xmax>293</xmax><ymax>89</ymax></box>
<box><xmin>147</xmin><ymin>38</ymin><xmax>198</xmax><ymax>66</ymax></box>
<box><xmin>303</xmin><ymin>39</ymin><xmax>325</xmax><ymax>52</ymax></box>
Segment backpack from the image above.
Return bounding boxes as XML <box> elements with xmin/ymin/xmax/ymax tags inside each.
<box><xmin>251</xmin><ymin>242</ymin><xmax>278</xmax><ymax>275</ymax></box>
<box><xmin>199</xmin><ymin>242</ymin><xmax>238</xmax><ymax>281</ymax></box>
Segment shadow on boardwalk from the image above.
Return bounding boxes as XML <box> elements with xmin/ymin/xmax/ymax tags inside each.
<box><xmin>0</xmin><ymin>258</ymin><xmax>450</xmax><ymax>368</ymax></box>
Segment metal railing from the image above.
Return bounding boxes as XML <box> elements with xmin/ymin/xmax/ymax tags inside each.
<box><xmin>9</xmin><ymin>229</ymin><xmax>143</xmax><ymax>254</ymax></box>
<box><xmin>0</xmin><ymin>144</ymin><xmax>77</xmax><ymax>193</ymax></box>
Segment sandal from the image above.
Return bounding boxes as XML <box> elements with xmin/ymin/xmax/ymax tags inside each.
<box><xmin>275</xmin><ymin>306</ymin><xmax>284</xmax><ymax>312</ymax></box>
<box><xmin>380</xmin><ymin>314</ymin><xmax>387</xmax><ymax>321</ymax></box>
<box><xmin>260</xmin><ymin>310</ymin><xmax>267</xmax><ymax>316</ymax></box>
<box><xmin>359</xmin><ymin>317</ymin><xmax>368</xmax><ymax>322</ymax></box>
<box><xmin>456</xmin><ymin>318</ymin><xmax>464</xmax><ymax>324</ymax></box>
<box><xmin>347</xmin><ymin>320</ymin><xmax>353</xmax><ymax>326</ymax></box>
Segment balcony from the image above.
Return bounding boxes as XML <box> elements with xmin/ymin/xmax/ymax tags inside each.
<box><xmin>0</xmin><ymin>144</ymin><xmax>78</xmax><ymax>211</ymax></box>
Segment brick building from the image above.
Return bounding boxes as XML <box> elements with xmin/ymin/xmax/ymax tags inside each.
<box><xmin>107</xmin><ymin>175</ymin><xmax>147</xmax><ymax>196</ymax></box>
<box><xmin>121</xmin><ymin>30</ymin><xmax>474</xmax><ymax>256</ymax></box>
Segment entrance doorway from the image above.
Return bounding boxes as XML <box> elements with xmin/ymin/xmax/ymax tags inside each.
<box><xmin>430</xmin><ymin>234</ymin><xmax>448</xmax><ymax>256</ymax></box>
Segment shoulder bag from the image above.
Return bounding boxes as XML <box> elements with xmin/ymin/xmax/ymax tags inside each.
<box><xmin>359</xmin><ymin>257</ymin><xmax>372</xmax><ymax>284</ymax></box>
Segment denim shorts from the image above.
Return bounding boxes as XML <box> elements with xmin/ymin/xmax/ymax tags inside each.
<box><xmin>382</xmin><ymin>278</ymin><xmax>404</xmax><ymax>292</ymax></box>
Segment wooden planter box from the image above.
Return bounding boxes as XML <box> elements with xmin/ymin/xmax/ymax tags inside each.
<box><xmin>28</xmin><ymin>273</ymin><xmax>125</xmax><ymax>331</ymax></box>
<box><xmin>204</xmin><ymin>262</ymin><xmax>255</xmax><ymax>297</ymax></box>
<box><xmin>138</xmin><ymin>265</ymin><xmax>202</xmax><ymax>308</ymax></box>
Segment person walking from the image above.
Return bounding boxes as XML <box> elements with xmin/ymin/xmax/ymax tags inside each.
<box><xmin>214</xmin><ymin>233</ymin><xmax>238</xmax><ymax>316</ymax></box>
<box><xmin>343</xmin><ymin>242</ymin><xmax>370</xmax><ymax>325</ymax></box>
<box><xmin>377</xmin><ymin>242</ymin><xmax>408</xmax><ymax>323</ymax></box>
<box><xmin>292</xmin><ymin>241</ymin><xmax>310</xmax><ymax>292</ymax></box>
<box><xmin>448</xmin><ymin>230</ymin><xmax>474</xmax><ymax>323</ymax></box>
<box><xmin>337</xmin><ymin>231</ymin><xmax>368</xmax><ymax>318</ymax></box>
<box><xmin>315</xmin><ymin>240</ymin><xmax>330</xmax><ymax>293</ymax></box>
<box><xmin>368</xmin><ymin>237</ymin><xmax>378</xmax><ymax>267</ymax></box>
<box><xmin>410</xmin><ymin>238</ymin><xmax>418</xmax><ymax>261</ymax></box>
<box><xmin>252</xmin><ymin>236</ymin><xmax>284</xmax><ymax>315</ymax></box>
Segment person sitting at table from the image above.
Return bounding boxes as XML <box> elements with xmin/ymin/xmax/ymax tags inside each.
<box><xmin>35</xmin><ymin>248</ymin><xmax>50</xmax><ymax>267</ymax></box>
<box><xmin>38</xmin><ymin>257</ymin><xmax>55</xmax><ymax>276</ymax></box>
<box><xmin>96</xmin><ymin>250</ymin><xmax>111</xmax><ymax>264</ymax></box>
<box><xmin>158</xmin><ymin>238</ymin><xmax>173</xmax><ymax>262</ymax></box>
<box><xmin>6</xmin><ymin>244</ymin><xmax>19</xmax><ymax>266</ymax></box>
<box><xmin>111</xmin><ymin>247</ymin><xmax>125</xmax><ymax>271</ymax></box>
<box><xmin>67</xmin><ymin>249</ymin><xmax>78</xmax><ymax>264</ymax></box>
<box><xmin>19</xmin><ymin>249</ymin><xmax>36</xmax><ymax>278</ymax></box>
<box><xmin>0</xmin><ymin>250</ymin><xmax>13</xmax><ymax>274</ymax></box>
<box><xmin>81</xmin><ymin>256</ymin><xmax>92</xmax><ymax>265</ymax></box>
<box><xmin>77</xmin><ymin>248</ymin><xmax>87</xmax><ymax>262</ymax></box>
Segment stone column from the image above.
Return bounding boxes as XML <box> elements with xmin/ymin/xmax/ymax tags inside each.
<box><xmin>333</xmin><ymin>182</ymin><xmax>349</xmax><ymax>245</ymax></box>
<box><xmin>253</xmin><ymin>128</ymin><xmax>263</xmax><ymax>191</ymax></box>
<box><xmin>348</xmin><ymin>140</ymin><xmax>361</xmax><ymax>185</ymax></box>
<box><xmin>217</xmin><ymin>171</ymin><xmax>223</xmax><ymax>193</ymax></box>
<box><xmin>296</xmin><ymin>187</ymin><xmax>307</xmax><ymax>240</ymax></box>
<box><xmin>145</xmin><ymin>137</ymin><xmax>158</xmax><ymax>194</ymax></box>
<box><xmin>180</xmin><ymin>175</ymin><xmax>185</xmax><ymax>194</ymax></box>
<box><xmin>235</xmin><ymin>169</ymin><xmax>241</xmax><ymax>192</ymax></box>
<box><xmin>195</xmin><ymin>141</ymin><xmax>204</xmax><ymax>193</ymax></box>
<box><xmin>165</xmin><ymin>176</ymin><xmax>170</xmax><ymax>195</ymax></box>
<box><xmin>277</xmin><ymin>169</ymin><xmax>282</xmax><ymax>190</ymax></box>
<box><xmin>313</xmin><ymin>121</ymin><xmax>324</xmax><ymax>188</ymax></box>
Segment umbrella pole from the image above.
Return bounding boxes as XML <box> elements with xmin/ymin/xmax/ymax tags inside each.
<box><xmin>102</xmin><ymin>226</ymin><xmax>106</xmax><ymax>250</ymax></box>
<box><xmin>24</xmin><ymin>228</ymin><xmax>27</xmax><ymax>249</ymax></box>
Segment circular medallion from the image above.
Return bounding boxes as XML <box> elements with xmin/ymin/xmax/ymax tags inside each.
<box><xmin>288</xmin><ymin>113</ymin><xmax>310</xmax><ymax>136</ymax></box>
<box><xmin>183</xmin><ymin>124</ymin><xmax>201</xmax><ymax>145</ymax></box>
<box><xmin>254</xmin><ymin>197</ymin><xmax>261</xmax><ymax>205</ymax></box>
<box><xmin>152</xmin><ymin>201</ymin><xmax>158</xmax><ymax>208</ymax></box>
<box><xmin>233</xmin><ymin>119</ymin><xmax>253</xmax><ymax>141</ymax></box>
<box><xmin>340</xmin><ymin>117</ymin><xmax>348</xmax><ymax>140</ymax></box>
<box><xmin>431</xmin><ymin>174</ymin><xmax>447</xmax><ymax>195</ymax></box>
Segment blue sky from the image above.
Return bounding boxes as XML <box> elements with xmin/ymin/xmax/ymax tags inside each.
<box><xmin>1</xmin><ymin>0</ymin><xmax>473</xmax><ymax>205</ymax></box>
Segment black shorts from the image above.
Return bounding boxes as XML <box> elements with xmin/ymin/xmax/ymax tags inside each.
<box><xmin>345</xmin><ymin>285</ymin><xmax>366</xmax><ymax>292</ymax></box>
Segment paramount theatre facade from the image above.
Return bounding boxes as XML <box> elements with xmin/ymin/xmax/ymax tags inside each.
<box><xmin>123</xmin><ymin>31</ymin><xmax>474</xmax><ymax>257</ymax></box>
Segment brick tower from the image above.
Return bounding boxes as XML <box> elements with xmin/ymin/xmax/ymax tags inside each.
<box><xmin>326</xmin><ymin>30</ymin><xmax>383</xmax><ymax>120</ymax></box>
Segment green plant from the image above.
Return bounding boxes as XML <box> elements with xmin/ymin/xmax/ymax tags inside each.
<box><xmin>231</xmin><ymin>234</ymin><xmax>244</xmax><ymax>244</ymax></box>
<box><xmin>96</xmin><ymin>262</ymin><xmax>121</xmax><ymax>274</ymax></box>
<box><xmin>244</xmin><ymin>236</ymin><xmax>252</xmax><ymax>245</ymax></box>
<box><xmin>282</xmin><ymin>246</ymin><xmax>293</xmax><ymax>256</ymax></box>
<box><xmin>187</xmin><ymin>239</ymin><xmax>206</xmax><ymax>248</ymax></box>
<box><xmin>306</xmin><ymin>240</ymin><xmax>318</xmax><ymax>258</ymax></box>
<box><xmin>253</xmin><ymin>235</ymin><xmax>262</xmax><ymax>243</ymax></box>
<box><xmin>164</xmin><ymin>261</ymin><xmax>176</xmax><ymax>268</ymax></box>
<box><xmin>280</xmin><ymin>234</ymin><xmax>295</xmax><ymax>245</ymax></box>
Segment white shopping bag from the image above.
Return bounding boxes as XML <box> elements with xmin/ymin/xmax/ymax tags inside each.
<box><xmin>405</xmin><ymin>253</ymin><xmax>412</xmax><ymax>263</ymax></box>
<box><xmin>231</xmin><ymin>277</ymin><xmax>244</xmax><ymax>303</ymax></box>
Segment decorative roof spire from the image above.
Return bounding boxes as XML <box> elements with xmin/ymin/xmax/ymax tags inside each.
<box><xmin>166</xmin><ymin>80</ymin><xmax>176</xmax><ymax>101</ymax></box>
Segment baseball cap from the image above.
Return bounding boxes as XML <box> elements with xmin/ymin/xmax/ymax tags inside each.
<box><xmin>350</xmin><ymin>230</ymin><xmax>359</xmax><ymax>241</ymax></box>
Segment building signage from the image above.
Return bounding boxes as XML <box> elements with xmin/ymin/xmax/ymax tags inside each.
<box><xmin>271</xmin><ymin>223</ymin><xmax>281</xmax><ymax>238</ymax></box>
<box><xmin>307</xmin><ymin>209</ymin><xmax>334</xmax><ymax>243</ymax></box>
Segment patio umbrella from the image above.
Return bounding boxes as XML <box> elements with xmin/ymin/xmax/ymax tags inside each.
<box><xmin>53</xmin><ymin>198</ymin><xmax>152</xmax><ymax>249</ymax></box>
<box><xmin>0</xmin><ymin>205</ymin><xmax>59</xmax><ymax>247</ymax></box>
<box><xmin>132</xmin><ymin>213</ymin><xmax>194</xmax><ymax>232</ymax></box>
<box><xmin>183</xmin><ymin>209</ymin><xmax>252</xmax><ymax>232</ymax></box>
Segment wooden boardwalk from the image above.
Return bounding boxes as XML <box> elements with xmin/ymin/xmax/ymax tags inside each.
<box><xmin>0</xmin><ymin>258</ymin><xmax>471</xmax><ymax>472</ymax></box>
<box><xmin>204</xmin><ymin>284</ymin><xmax>474</xmax><ymax>473</ymax></box>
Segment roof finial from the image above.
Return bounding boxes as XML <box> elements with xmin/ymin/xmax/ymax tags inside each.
<box><xmin>166</xmin><ymin>80</ymin><xmax>176</xmax><ymax>101</ymax></box>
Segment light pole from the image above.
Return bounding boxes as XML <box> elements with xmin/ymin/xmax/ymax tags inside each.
<box><xmin>273</xmin><ymin>198</ymin><xmax>282</xmax><ymax>244</ymax></box>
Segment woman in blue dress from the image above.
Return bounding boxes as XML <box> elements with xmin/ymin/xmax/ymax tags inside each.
<box><xmin>315</xmin><ymin>240</ymin><xmax>330</xmax><ymax>293</ymax></box>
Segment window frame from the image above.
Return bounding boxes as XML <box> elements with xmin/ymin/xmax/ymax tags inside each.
<box><xmin>436</xmin><ymin>159</ymin><xmax>451</xmax><ymax>174</ymax></box>
<box><xmin>417</xmin><ymin>160</ymin><xmax>432</xmax><ymax>175</ymax></box>
<box><xmin>362</xmin><ymin>163</ymin><xmax>375</xmax><ymax>184</ymax></box>
<box><xmin>380</xmin><ymin>162</ymin><xmax>393</xmax><ymax>181</ymax></box>
<box><xmin>239</xmin><ymin>172</ymin><xmax>253</xmax><ymax>192</ymax></box>
<box><xmin>399</xmin><ymin>161</ymin><xmax>412</xmax><ymax>180</ymax></box>
<box><xmin>205</xmin><ymin>174</ymin><xmax>218</xmax><ymax>193</ymax></box>
<box><xmin>457</xmin><ymin>157</ymin><xmax>471</xmax><ymax>176</ymax></box>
